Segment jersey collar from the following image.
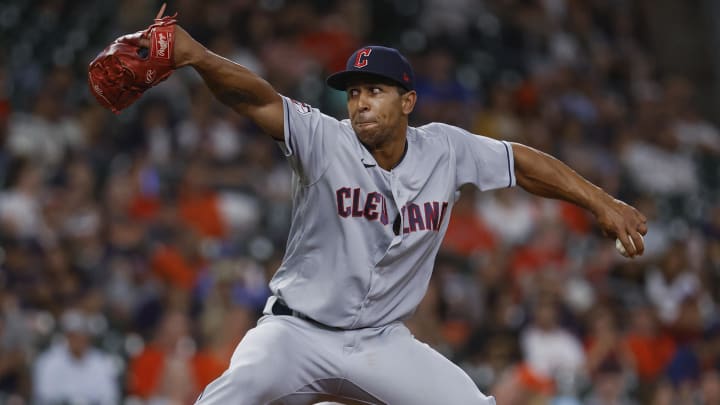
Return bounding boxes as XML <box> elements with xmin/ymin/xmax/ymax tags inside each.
<box><xmin>357</xmin><ymin>130</ymin><xmax>410</xmax><ymax>172</ymax></box>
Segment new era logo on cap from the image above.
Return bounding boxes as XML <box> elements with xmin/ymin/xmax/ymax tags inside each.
<box><xmin>326</xmin><ymin>46</ymin><xmax>415</xmax><ymax>91</ymax></box>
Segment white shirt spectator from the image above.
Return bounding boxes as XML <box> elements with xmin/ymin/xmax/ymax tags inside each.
<box><xmin>476</xmin><ymin>190</ymin><xmax>535</xmax><ymax>246</ymax></box>
<box><xmin>0</xmin><ymin>191</ymin><xmax>47</xmax><ymax>240</ymax></box>
<box><xmin>621</xmin><ymin>141</ymin><xmax>698</xmax><ymax>195</ymax></box>
<box><xmin>521</xmin><ymin>325</ymin><xmax>585</xmax><ymax>379</ymax></box>
<box><xmin>33</xmin><ymin>340</ymin><xmax>119</xmax><ymax>405</ymax></box>
<box><xmin>419</xmin><ymin>0</ymin><xmax>481</xmax><ymax>37</ymax></box>
<box><xmin>177</xmin><ymin>117</ymin><xmax>242</xmax><ymax>162</ymax></box>
<box><xmin>645</xmin><ymin>267</ymin><xmax>700</xmax><ymax>324</ymax></box>
<box><xmin>674</xmin><ymin>117</ymin><xmax>720</xmax><ymax>154</ymax></box>
<box><xmin>7</xmin><ymin>112</ymin><xmax>84</xmax><ymax>169</ymax></box>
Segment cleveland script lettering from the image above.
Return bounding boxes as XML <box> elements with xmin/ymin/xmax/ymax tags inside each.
<box><xmin>335</xmin><ymin>187</ymin><xmax>447</xmax><ymax>233</ymax></box>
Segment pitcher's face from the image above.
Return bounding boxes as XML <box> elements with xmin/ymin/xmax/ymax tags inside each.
<box><xmin>346</xmin><ymin>79</ymin><xmax>415</xmax><ymax>149</ymax></box>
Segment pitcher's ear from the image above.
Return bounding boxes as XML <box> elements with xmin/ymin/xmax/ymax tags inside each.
<box><xmin>402</xmin><ymin>90</ymin><xmax>417</xmax><ymax>115</ymax></box>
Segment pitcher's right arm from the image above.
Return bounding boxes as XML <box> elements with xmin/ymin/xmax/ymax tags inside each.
<box><xmin>173</xmin><ymin>25</ymin><xmax>284</xmax><ymax>141</ymax></box>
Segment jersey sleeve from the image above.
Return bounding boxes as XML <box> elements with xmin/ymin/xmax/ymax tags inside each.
<box><xmin>442</xmin><ymin>123</ymin><xmax>516</xmax><ymax>191</ymax></box>
<box><xmin>278</xmin><ymin>96</ymin><xmax>340</xmax><ymax>185</ymax></box>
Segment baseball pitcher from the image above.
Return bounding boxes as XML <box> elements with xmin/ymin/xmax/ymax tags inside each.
<box><xmin>88</xmin><ymin>6</ymin><xmax>647</xmax><ymax>405</ymax></box>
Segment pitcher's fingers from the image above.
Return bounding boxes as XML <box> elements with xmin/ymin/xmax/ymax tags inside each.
<box><xmin>636</xmin><ymin>211</ymin><xmax>648</xmax><ymax>235</ymax></box>
<box><xmin>155</xmin><ymin>2</ymin><xmax>167</xmax><ymax>20</ymax></box>
<box><xmin>630</xmin><ymin>231</ymin><xmax>645</xmax><ymax>256</ymax></box>
<box><xmin>618</xmin><ymin>232</ymin><xmax>637</xmax><ymax>257</ymax></box>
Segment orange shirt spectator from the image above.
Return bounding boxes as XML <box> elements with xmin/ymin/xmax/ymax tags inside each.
<box><xmin>442</xmin><ymin>188</ymin><xmax>496</xmax><ymax>256</ymax></box>
<box><xmin>129</xmin><ymin>193</ymin><xmax>161</xmax><ymax>221</ymax></box>
<box><xmin>179</xmin><ymin>191</ymin><xmax>226</xmax><ymax>239</ymax></box>
<box><xmin>300</xmin><ymin>29</ymin><xmax>359</xmax><ymax>73</ymax></box>
<box><xmin>624</xmin><ymin>333</ymin><xmax>676</xmax><ymax>381</ymax></box>
<box><xmin>191</xmin><ymin>351</ymin><xmax>229</xmax><ymax>391</ymax></box>
<box><xmin>509</xmin><ymin>222</ymin><xmax>568</xmax><ymax>285</ymax></box>
<box><xmin>559</xmin><ymin>201</ymin><xmax>592</xmax><ymax>235</ymax></box>
<box><xmin>127</xmin><ymin>346</ymin><xmax>165</xmax><ymax>398</ymax></box>
<box><xmin>128</xmin><ymin>346</ymin><xmax>228</xmax><ymax>399</ymax></box>
<box><xmin>443</xmin><ymin>211</ymin><xmax>496</xmax><ymax>257</ymax></box>
<box><xmin>127</xmin><ymin>312</ymin><xmax>201</xmax><ymax>402</ymax></box>
<box><xmin>623</xmin><ymin>306</ymin><xmax>677</xmax><ymax>381</ymax></box>
<box><xmin>150</xmin><ymin>243</ymin><xmax>205</xmax><ymax>292</ymax></box>
<box><xmin>177</xmin><ymin>160</ymin><xmax>228</xmax><ymax>239</ymax></box>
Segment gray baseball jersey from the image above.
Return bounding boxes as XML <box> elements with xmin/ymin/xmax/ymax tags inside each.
<box><xmin>196</xmin><ymin>95</ymin><xmax>510</xmax><ymax>404</ymax></box>
<box><xmin>269</xmin><ymin>96</ymin><xmax>515</xmax><ymax>329</ymax></box>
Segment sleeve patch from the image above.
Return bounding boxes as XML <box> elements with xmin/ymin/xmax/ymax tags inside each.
<box><xmin>291</xmin><ymin>99</ymin><xmax>311</xmax><ymax>115</ymax></box>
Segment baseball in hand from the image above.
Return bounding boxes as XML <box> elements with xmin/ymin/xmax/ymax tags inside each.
<box><xmin>616</xmin><ymin>234</ymin><xmax>643</xmax><ymax>257</ymax></box>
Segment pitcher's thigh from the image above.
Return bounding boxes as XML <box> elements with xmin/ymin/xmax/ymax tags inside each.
<box><xmin>196</xmin><ymin>316</ymin><xmax>342</xmax><ymax>405</ymax></box>
<box><xmin>347</xmin><ymin>329</ymin><xmax>495</xmax><ymax>405</ymax></box>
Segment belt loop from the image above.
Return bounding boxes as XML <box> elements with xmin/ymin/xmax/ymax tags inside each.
<box><xmin>263</xmin><ymin>296</ymin><xmax>279</xmax><ymax>316</ymax></box>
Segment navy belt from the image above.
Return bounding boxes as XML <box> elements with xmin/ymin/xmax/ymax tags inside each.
<box><xmin>271</xmin><ymin>299</ymin><xmax>304</xmax><ymax>318</ymax></box>
<box><xmin>271</xmin><ymin>299</ymin><xmax>340</xmax><ymax>330</ymax></box>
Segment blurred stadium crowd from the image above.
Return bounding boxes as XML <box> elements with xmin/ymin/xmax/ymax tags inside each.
<box><xmin>1</xmin><ymin>0</ymin><xmax>720</xmax><ymax>404</ymax></box>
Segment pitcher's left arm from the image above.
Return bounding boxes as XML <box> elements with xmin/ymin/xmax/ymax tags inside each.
<box><xmin>511</xmin><ymin>143</ymin><xmax>647</xmax><ymax>257</ymax></box>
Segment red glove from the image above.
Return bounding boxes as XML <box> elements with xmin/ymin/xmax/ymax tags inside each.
<box><xmin>88</xmin><ymin>5</ymin><xmax>176</xmax><ymax>113</ymax></box>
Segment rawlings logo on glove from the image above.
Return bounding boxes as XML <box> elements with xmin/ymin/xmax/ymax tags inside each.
<box><xmin>88</xmin><ymin>4</ymin><xmax>176</xmax><ymax>114</ymax></box>
<box><xmin>155</xmin><ymin>32</ymin><xmax>171</xmax><ymax>59</ymax></box>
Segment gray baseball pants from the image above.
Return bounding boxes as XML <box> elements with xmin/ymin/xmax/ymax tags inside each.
<box><xmin>195</xmin><ymin>311</ymin><xmax>496</xmax><ymax>404</ymax></box>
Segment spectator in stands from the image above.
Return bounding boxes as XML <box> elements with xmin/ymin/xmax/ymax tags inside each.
<box><xmin>177</xmin><ymin>159</ymin><xmax>228</xmax><ymax>239</ymax></box>
<box><xmin>476</xmin><ymin>188</ymin><xmax>536</xmax><ymax>247</ymax></box>
<box><xmin>645</xmin><ymin>242</ymin><xmax>702</xmax><ymax>326</ymax></box>
<box><xmin>584</xmin><ymin>307</ymin><xmax>634</xmax><ymax>378</ymax></box>
<box><xmin>700</xmin><ymin>369</ymin><xmax>720</xmax><ymax>405</ymax></box>
<box><xmin>194</xmin><ymin>306</ymin><xmax>255</xmax><ymax>391</ymax></box>
<box><xmin>414</xmin><ymin>47</ymin><xmax>476</xmax><ymax>127</ymax></box>
<box><xmin>623</xmin><ymin>304</ymin><xmax>677</xmax><ymax>391</ymax></box>
<box><xmin>620</xmin><ymin>119</ymin><xmax>698</xmax><ymax>197</ymax></box>
<box><xmin>177</xmin><ymin>86</ymin><xmax>244</xmax><ymax>163</ymax></box>
<box><xmin>442</xmin><ymin>186</ymin><xmax>496</xmax><ymax>257</ymax></box>
<box><xmin>585</xmin><ymin>361</ymin><xmax>638</xmax><ymax>405</ymax></box>
<box><xmin>0</xmin><ymin>69</ymin><xmax>9</xmax><ymax>188</ymax></box>
<box><xmin>126</xmin><ymin>310</ymin><xmax>199</xmax><ymax>403</ymax></box>
<box><xmin>472</xmin><ymin>82</ymin><xmax>523</xmax><ymax>143</ymax></box>
<box><xmin>0</xmin><ymin>290</ymin><xmax>30</xmax><ymax>401</ymax></box>
<box><xmin>0</xmin><ymin>157</ymin><xmax>53</xmax><ymax>244</ymax></box>
<box><xmin>520</xmin><ymin>296</ymin><xmax>585</xmax><ymax>395</ymax></box>
<box><xmin>32</xmin><ymin>309</ymin><xmax>119</xmax><ymax>404</ymax></box>
<box><xmin>6</xmin><ymin>92</ymin><xmax>84</xmax><ymax>171</ymax></box>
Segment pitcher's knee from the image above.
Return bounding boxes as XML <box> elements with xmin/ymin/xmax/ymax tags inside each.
<box><xmin>197</xmin><ymin>365</ymin><xmax>278</xmax><ymax>404</ymax></box>
<box><xmin>232</xmin><ymin>363</ymin><xmax>282</xmax><ymax>397</ymax></box>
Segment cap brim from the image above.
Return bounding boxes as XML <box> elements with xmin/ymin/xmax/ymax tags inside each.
<box><xmin>326</xmin><ymin>70</ymin><xmax>411</xmax><ymax>91</ymax></box>
<box><xmin>326</xmin><ymin>71</ymin><xmax>357</xmax><ymax>91</ymax></box>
